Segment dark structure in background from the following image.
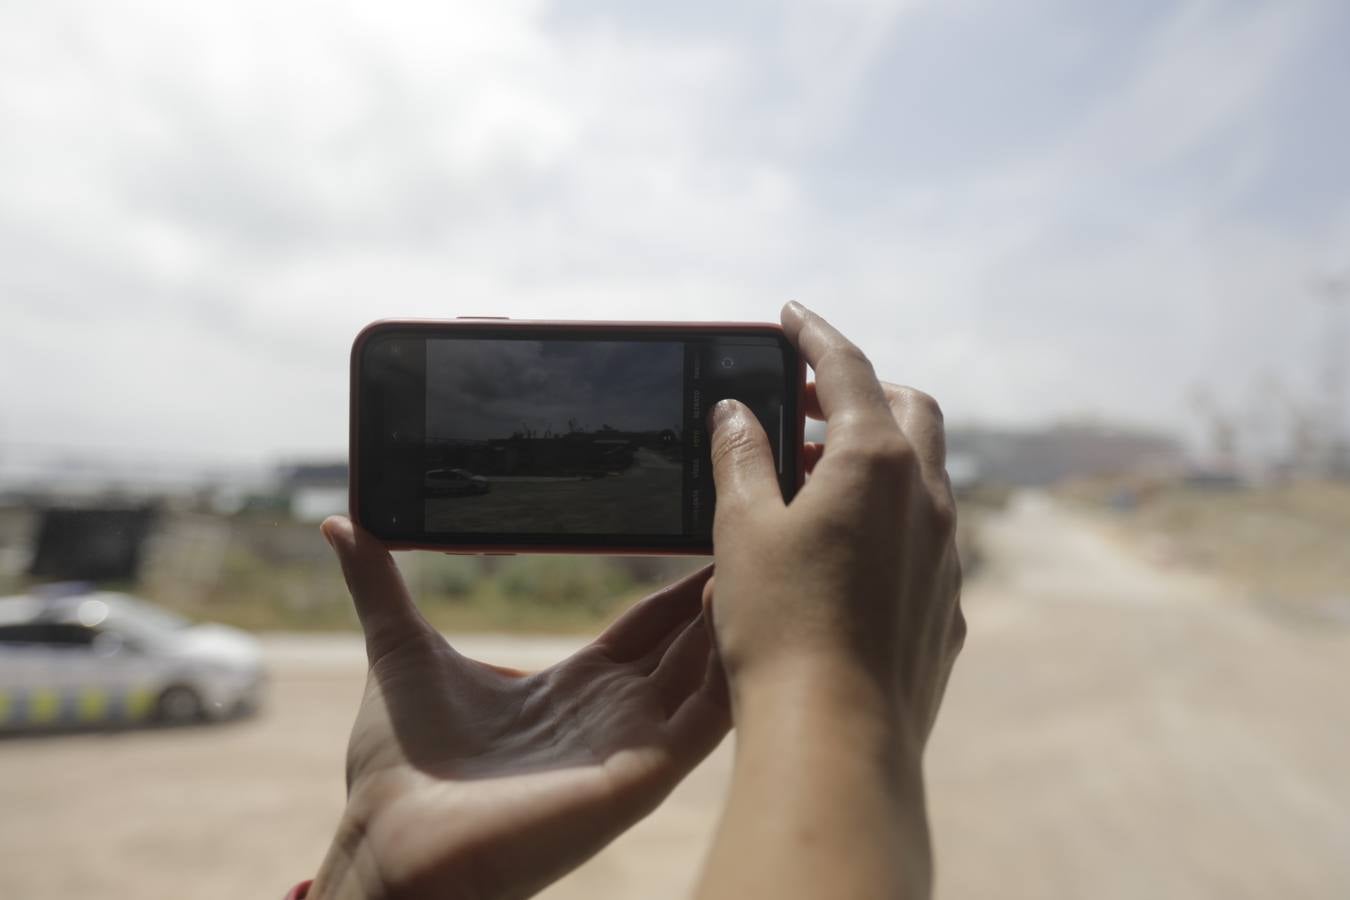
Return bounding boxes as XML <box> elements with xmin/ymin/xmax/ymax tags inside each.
<box><xmin>28</xmin><ymin>506</ymin><xmax>159</xmax><ymax>582</ymax></box>
<box><xmin>278</xmin><ymin>462</ymin><xmax>348</xmax><ymax>492</ymax></box>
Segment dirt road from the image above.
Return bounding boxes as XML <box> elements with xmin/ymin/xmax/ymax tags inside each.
<box><xmin>1</xmin><ymin>494</ymin><xmax>1347</xmax><ymax>899</ymax></box>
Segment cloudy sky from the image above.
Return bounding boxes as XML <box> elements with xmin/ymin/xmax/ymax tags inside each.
<box><xmin>2</xmin><ymin>0</ymin><xmax>1347</xmax><ymax>474</ymax></box>
<box><xmin>426</xmin><ymin>339</ymin><xmax>683</xmax><ymax>440</ymax></box>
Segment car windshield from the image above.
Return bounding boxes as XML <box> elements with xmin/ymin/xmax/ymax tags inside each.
<box><xmin>106</xmin><ymin>596</ymin><xmax>191</xmax><ymax>644</ymax></box>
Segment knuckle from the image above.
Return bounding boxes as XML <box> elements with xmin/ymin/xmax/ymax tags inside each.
<box><xmin>835</xmin><ymin>433</ymin><xmax>917</xmax><ymax>480</ymax></box>
<box><xmin>951</xmin><ymin>606</ymin><xmax>968</xmax><ymax>653</ymax></box>
<box><xmin>900</xmin><ymin>387</ymin><xmax>944</xmax><ymax>422</ymax></box>
<box><xmin>874</xmin><ymin>434</ymin><xmax>917</xmax><ymax>471</ymax></box>
<box><xmin>928</xmin><ymin>496</ymin><xmax>958</xmax><ymax>539</ymax></box>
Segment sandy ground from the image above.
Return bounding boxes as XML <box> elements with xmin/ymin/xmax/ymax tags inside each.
<box><xmin>1</xmin><ymin>493</ymin><xmax>1347</xmax><ymax>899</ymax></box>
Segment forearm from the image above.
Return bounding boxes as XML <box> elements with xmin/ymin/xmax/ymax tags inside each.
<box><xmin>695</xmin><ymin>660</ymin><xmax>933</xmax><ymax>900</ymax></box>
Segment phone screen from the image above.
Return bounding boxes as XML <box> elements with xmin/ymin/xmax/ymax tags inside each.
<box><xmin>354</xmin><ymin>323</ymin><xmax>799</xmax><ymax>551</ymax></box>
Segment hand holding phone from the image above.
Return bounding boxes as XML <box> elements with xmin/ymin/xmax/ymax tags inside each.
<box><xmin>309</xmin><ymin>519</ymin><xmax>728</xmax><ymax>900</ymax></box>
<box><xmin>694</xmin><ymin>302</ymin><xmax>965</xmax><ymax>899</ymax></box>
<box><xmin>317</xmin><ymin>304</ymin><xmax>961</xmax><ymax>900</ymax></box>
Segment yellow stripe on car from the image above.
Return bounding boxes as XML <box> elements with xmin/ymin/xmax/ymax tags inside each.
<box><xmin>0</xmin><ymin>690</ymin><xmax>11</xmax><ymax>724</ymax></box>
<box><xmin>29</xmin><ymin>688</ymin><xmax>61</xmax><ymax>724</ymax></box>
<box><xmin>77</xmin><ymin>689</ymin><xmax>109</xmax><ymax>723</ymax></box>
<box><xmin>125</xmin><ymin>688</ymin><xmax>154</xmax><ymax>720</ymax></box>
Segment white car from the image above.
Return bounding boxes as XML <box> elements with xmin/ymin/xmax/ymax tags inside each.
<box><xmin>0</xmin><ymin>588</ymin><xmax>265</xmax><ymax>730</ymax></box>
<box><xmin>424</xmin><ymin>467</ymin><xmax>491</xmax><ymax>497</ymax></box>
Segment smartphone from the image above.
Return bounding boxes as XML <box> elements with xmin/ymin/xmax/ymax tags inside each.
<box><xmin>350</xmin><ymin>318</ymin><xmax>805</xmax><ymax>554</ymax></box>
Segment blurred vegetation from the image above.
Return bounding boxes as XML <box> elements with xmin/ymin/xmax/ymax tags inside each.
<box><xmin>0</xmin><ymin>493</ymin><xmax>1001</xmax><ymax>632</ymax></box>
<box><xmin>408</xmin><ymin>553</ymin><xmax>691</xmax><ymax>632</ymax></box>
<box><xmin>0</xmin><ymin>507</ymin><xmax>704</xmax><ymax>633</ymax></box>
<box><xmin>1059</xmin><ymin>477</ymin><xmax>1350</xmax><ymax>625</ymax></box>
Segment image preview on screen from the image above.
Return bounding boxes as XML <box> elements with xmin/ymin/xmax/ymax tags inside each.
<box><xmin>422</xmin><ymin>338</ymin><xmax>687</xmax><ymax>536</ymax></box>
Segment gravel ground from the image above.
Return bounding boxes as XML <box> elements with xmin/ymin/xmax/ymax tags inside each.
<box><xmin>1</xmin><ymin>493</ymin><xmax>1347</xmax><ymax>899</ymax></box>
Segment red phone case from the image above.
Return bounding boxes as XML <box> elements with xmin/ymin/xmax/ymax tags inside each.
<box><xmin>349</xmin><ymin>317</ymin><xmax>807</xmax><ymax>555</ymax></box>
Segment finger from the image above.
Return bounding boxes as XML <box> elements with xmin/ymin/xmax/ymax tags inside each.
<box><xmin>928</xmin><ymin>600</ymin><xmax>967</xmax><ymax>734</ymax></box>
<box><xmin>696</xmin><ymin>578</ymin><xmax>731</xmax><ymax>711</ymax></box>
<box><xmin>594</xmin><ymin>566</ymin><xmax>711</xmax><ymax>662</ymax></box>
<box><xmin>802</xmin><ymin>441</ymin><xmax>825</xmax><ymax>475</ymax></box>
<box><xmin>708</xmin><ymin>399</ymin><xmax>784</xmax><ymax>516</ymax></box>
<box><xmin>651</xmin><ymin>611</ymin><xmax>714</xmax><ymax>713</ymax></box>
<box><xmin>803</xmin><ymin>382</ymin><xmax>825</xmax><ymax>420</ymax></box>
<box><xmin>321</xmin><ymin>516</ymin><xmax>442</xmax><ymax>666</ymax></box>
<box><xmin>781</xmin><ymin>302</ymin><xmax>894</xmax><ymax>442</ymax></box>
<box><xmin>883</xmin><ymin>383</ymin><xmax>947</xmax><ymax>477</ymax></box>
<box><xmin>636</xmin><ymin>605</ymin><xmax>702</xmax><ymax>674</ymax></box>
<box><xmin>664</xmin><ymin>634</ymin><xmax>731</xmax><ymax>754</ymax></box>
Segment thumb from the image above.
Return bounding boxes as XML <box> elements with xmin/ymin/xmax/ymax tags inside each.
<box><xmin>707</xmin><ymin>399</ymin><xmax>784</xmax><ymax>518</ymax></box>
<box><xmin>321</xmin><ymin>515</ymin><xmax>438</xmax><ymax>665</ymax></box>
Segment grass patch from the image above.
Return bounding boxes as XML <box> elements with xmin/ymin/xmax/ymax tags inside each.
<box><xmin>1061</xmin><ymin>478</ymin><xmax>1350</xmax><ymax>623</ymax></box>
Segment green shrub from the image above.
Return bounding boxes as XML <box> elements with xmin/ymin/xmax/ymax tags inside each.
<box><xmin>494</xmin><ymin>556</ymin><xmax>634</xmax><ymax>616</ymax></box>
<box><xmin>423</xmin><ymin>553</ymin><xmax>482</xmax><ymax>600</ymax></box>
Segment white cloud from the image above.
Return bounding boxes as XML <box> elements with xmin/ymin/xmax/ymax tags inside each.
<box><xmin>0</xmin><ymin>0</ymin><xmax>1346</xmax><ymax>467</ymax></box>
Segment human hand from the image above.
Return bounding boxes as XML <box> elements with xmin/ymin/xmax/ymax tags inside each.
<box><xmin>309</xmin><ymin>518</ymin><xmax>728</xmax><ymax>900</ymax></box>
<box><xmin>705</xmin><ymin>301</ymin><xmax>965</xmax><ymax>749</ymax></box>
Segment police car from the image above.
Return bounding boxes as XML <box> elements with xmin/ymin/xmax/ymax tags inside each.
<box><xmin>0</xmin><ymin>587</ymin><xmax>264</xmax><ymax>731</ymax></box>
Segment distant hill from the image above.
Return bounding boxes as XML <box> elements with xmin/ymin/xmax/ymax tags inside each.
<box><xmin>948</xmin><ymin>422</ymin><xmax>1183</xmax><ymax>486</ymax></box>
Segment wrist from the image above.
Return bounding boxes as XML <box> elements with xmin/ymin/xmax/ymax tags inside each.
<box><xmin>734</xmin><ymin>652</ymin><xmax>912</xmax><ymax>743</ymax></box>
<box><xmin>731</xmin><ymin>651</ymin><xmax>924</xmax><ymax>786</ymax></box>
<box><xmin>309</xmin><ymin>808</ymin><xmax>384</xmax><ymax>900</ymax></box>
<box><xmin>721</xmin><ymin>654</ymin><xmax>934</xmax><ymax>896</ymax></box>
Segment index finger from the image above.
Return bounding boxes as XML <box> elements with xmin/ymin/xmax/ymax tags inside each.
<box><xmin>781</xmin><ymin>302</ymin><xmax>896</xmax><ymax>444</ymax></box>
<box><xmin>594</xmin><ymin>566</ymin><xmax>712</xmax><ymax>663</ymax></box>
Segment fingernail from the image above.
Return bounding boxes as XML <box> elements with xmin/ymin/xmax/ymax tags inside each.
<box><xmin>708</xmin><ymin>398</ymin><xmax>737</xmax><ymax>432</ymax></box>
<box><xmin>320</xmin><ymin>517</ymin><xmax>342</xmax><ymax>551</ymax></box>
<box><xmin>784</xmin><ymin>300</ymin><xmax>808</xmax><ymax>319</ymax></box>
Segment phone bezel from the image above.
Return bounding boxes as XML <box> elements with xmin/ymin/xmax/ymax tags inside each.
<box><xmin>350</xmin><ymin>318</ymin><xmax>806</xmax><ymax>555</ymax></box>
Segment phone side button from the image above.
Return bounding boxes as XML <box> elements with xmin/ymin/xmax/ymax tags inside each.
<box><xmin>456</xmin><ymin>316</ymin><xmax>510</xmax><ymax>319</ymax></box>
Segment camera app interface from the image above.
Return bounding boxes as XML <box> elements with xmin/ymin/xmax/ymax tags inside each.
<box><xmin>421</xmin><ymin>336</ymin><xmax>787</xmax><ymax>537</ymax></box>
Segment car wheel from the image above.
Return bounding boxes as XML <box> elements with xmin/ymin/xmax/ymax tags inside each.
<box><xmin>155</xmin><ymin>685</ymin><xmax>204</xmax><ymax>725</ymax></box>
